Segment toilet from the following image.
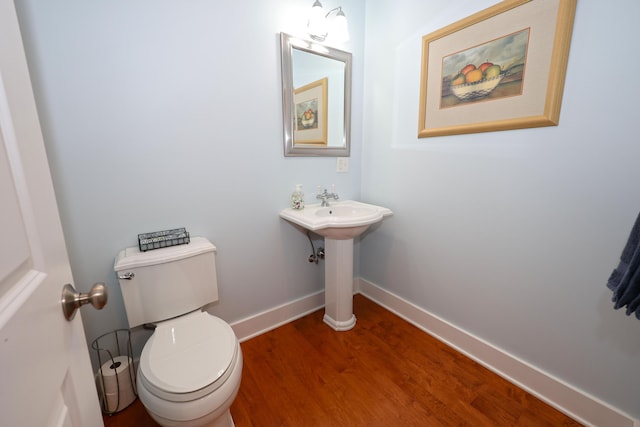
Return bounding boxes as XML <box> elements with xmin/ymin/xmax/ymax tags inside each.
<box><xmin>114</xmin><ymin>237</ymin><xmax>242</xmax><ymax>427</ymax></box>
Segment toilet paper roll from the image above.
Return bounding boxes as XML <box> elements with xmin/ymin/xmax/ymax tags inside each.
<box><xmin>97</xmin><ymin>356</ymin><xmax>136</xmax><ymax>413</ymax></box>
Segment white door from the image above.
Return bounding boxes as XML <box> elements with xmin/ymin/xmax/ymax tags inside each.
<box><xmin>0</xmin><ymin>1</ymin><xmax>104</xmax><ymax>426</ymax></box>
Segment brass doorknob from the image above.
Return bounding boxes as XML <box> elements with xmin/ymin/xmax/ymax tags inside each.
<box><xmin>61</xmin><ymin>283</ymin><xmax>108</xmax><ymax>321</ymax></box>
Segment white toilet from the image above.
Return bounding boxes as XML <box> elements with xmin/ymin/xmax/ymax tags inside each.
<box><xmin>114</xmin><ymin>237</ymin><xmax>243</xmax><ymax>427</ymax></box>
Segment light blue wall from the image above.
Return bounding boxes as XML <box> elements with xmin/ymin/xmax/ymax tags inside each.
<box><xmin>360</xmin><ymin>0</ymin><xmax>640</xmax><ymax>419</ymax></box>
<box><xmin>15</xmin><ymin>0</ymin><xmax>365</xmax><ymax>355</ymax></box>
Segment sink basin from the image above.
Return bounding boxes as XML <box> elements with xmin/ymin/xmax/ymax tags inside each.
<box><xmin>280</xmin><ymin>200</ymin><xmax>393</xmax><ymax>239</ymax></box>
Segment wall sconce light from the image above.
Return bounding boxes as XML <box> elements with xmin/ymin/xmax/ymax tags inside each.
<box><xmin>307</xmin><ymin>1</ymin><xmax>350</xmax><ymax>43</ymax></box>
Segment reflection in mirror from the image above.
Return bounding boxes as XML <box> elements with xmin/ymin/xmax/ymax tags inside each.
<box><xmin>281</xmin><ymin>33</ymin><xmax>352</xmax><ymax>157</ymax></box>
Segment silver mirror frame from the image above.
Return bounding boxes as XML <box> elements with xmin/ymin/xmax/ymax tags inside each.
<box><xmin>281</xmin><ymin>32</ymin><xmax>352</xmax><ymax>157</ymax></box>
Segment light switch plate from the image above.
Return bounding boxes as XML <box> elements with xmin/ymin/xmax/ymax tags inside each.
<box><xmin>336</xmin><ymin>157</ymin><xmax>349</xmax><ymax>173</ymax></box>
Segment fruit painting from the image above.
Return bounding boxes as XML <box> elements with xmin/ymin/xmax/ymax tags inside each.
<box><xmin>418</xmin><ymin>0</ymin><xmax>576</xmax><ymax>138</ymax></box>
<box><xmin>293</xmin><ymin>77</ymin><xmax>328</xmax><ymax>145</ymax></box>
<box><xmin>440</xmin><ymin>28</ymin><xmax>529</xmax><ymax>108</ymax></box>
<box><xmin>296</xmin><ymin>101</ymin><xmax>318</xmax><ymax>130</ymax></box>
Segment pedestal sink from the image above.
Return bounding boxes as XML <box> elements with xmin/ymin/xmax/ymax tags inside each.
<box><xmin>280</xmin><ymin>200</ymin><xmax>393</xmax><ymax>331</ymax></box>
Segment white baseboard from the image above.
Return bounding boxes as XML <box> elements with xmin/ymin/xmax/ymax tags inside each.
<box><xmin>230</xmin><ymin>290</ymin><xmax>325</xmax><ymax>342</ymax></box>
<box><xmin>357</xmin><ymin>278</ymin><xmax>636</xmax><ymax>427</ymax></box>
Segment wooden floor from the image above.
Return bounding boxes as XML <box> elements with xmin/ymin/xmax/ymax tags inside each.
<box><xmin>104</xmin><ymin>295</ymin><xmax>581</xmax><ymax>427</ymax></box>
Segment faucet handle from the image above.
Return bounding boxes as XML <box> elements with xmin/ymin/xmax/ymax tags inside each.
<box><xmin>315</xmin><ymin>186</ymin><xmax>338</xmax><ymax>205</ymax></box>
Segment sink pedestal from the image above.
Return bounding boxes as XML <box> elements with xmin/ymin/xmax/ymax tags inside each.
<box><xmin>323</xmin><ymin>238</ymin><xmax>356</xmax><ymax>331</ymax></box>
<box><xmin>279</xmin><ymin>200</ymin><xmax>393</xmax><ymax>332</ymax></box>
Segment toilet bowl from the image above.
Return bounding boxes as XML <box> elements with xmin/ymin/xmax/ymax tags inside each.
<box><xmin>115</xmin><ymin>237</ymin><xmax>242</xmax><ymax>427</ymax></box>
<box><xmin>137</xmin><ymin>311</ymin><xmax>243</xmax><ymax>427</ymax></box>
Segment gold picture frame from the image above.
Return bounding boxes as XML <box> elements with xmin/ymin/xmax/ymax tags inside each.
<box><xmin>418</xmin><ymin>0</ymin><xmax>577</xmax><ymax>138</ymax></box>
<box><xmin>294</xmin><ymin>77</ymin><xmax>328</xmax><ymax>145</ymax></box>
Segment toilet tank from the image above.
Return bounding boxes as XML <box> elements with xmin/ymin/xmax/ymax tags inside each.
<box><xmin>114</xmin><ymin>236</ymin><xmax>219</xmax><ymax>328</ymax></box>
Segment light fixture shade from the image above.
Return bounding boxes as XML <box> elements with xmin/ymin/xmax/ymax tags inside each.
<box><xmin>307</xmin><ymin>0</ymin><xmax>327</xmax><ymax>41</ymax></box>
<box><xmin>330</xmin><ymin>9</ymin><xmax>349</xmax><ymax>42</ymax></box>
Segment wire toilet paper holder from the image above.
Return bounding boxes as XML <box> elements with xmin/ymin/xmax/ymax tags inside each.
<box><xmin>92</xmin><ymin>329</ymin><xmax>137</xmax><ymax>414</ymax></box>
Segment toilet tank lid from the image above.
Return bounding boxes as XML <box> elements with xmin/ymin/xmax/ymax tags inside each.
<box><xmin>114</xmin><ymin>236</ymin><xmax>216</xmax><ymax>271</ymax></box>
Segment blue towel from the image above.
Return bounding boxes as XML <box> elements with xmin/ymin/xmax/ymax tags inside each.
<box><xmin>607</xmin><ymin>211</ymin><xmax>640</xmax><ymax>319</ymax></box>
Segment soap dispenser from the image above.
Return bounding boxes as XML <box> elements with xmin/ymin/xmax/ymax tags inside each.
<box><xmin>290</xmin><ymin>184</ymin><xmax>305</xmax><ymax>210</ymax></box>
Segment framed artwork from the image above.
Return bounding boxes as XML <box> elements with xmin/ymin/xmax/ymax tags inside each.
<box><xmin>418</xmin><ymin>0</ymin><xmax>577</xmax><ymax>138</ymax></box>
<box><xmin>294</xmin><ymin>77</ymin><xmax>328</xmax><ymax>145</ymax></box>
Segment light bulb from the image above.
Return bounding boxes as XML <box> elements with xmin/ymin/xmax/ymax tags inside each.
<box><xmin>307</xmin><ymin>0</ymin><xmax>327</xmax><ymax>40</ymax></box>
<box><xmin>329</xmin><ymin>9</ymin><xmax>349</xmax><ymax>42</ymax></box>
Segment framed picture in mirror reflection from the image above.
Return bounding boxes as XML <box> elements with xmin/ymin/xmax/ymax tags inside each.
<box><xmin>294</xmin><ymin>77</ymin><xmax>328</xmax><ymax>145</ymax></box>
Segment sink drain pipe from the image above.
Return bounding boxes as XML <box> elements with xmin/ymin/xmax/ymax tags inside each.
<box><xmin>306</xmin><ymin>231</ymin><xmax>325</xmax><ymax>264</ymax></box>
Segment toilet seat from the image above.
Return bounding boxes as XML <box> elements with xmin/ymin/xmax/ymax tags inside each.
<box><xmin>139</xmin><ymin>310</ymin><xmax>238</xmax><ymax>403</ymax></box>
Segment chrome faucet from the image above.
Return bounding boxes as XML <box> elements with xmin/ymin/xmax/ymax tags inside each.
<box><xmin>317</xmin><ymin>188</ymin><xmax>339</xmax><ymax>207</ymax></box>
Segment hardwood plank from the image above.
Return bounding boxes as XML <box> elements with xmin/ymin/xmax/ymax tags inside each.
<box><xmin>102</xmin><ymin>400</ymin><xmax>159</xmax><ymax>427</ymax></box>
<box><xmin>103</xmin><ymin>295</ymin><xmax>582</xmax><ymax>427</ymax></box>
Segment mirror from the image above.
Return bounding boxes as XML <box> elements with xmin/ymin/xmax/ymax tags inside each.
<box><xmin>280</xmin><ymin>33</ymin><xmax>352</xmax><ymax>157</ymax></box>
